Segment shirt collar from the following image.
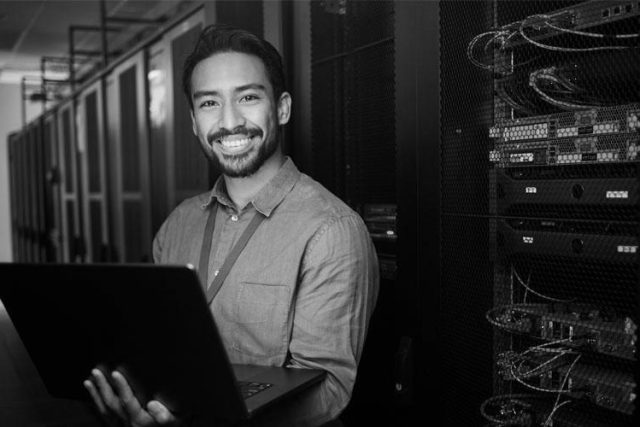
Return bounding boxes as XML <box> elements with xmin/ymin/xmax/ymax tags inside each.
<box><xmin>201</xmin><ymin>157</ymin><xmax>300</xmax><ymax>217</ymax></box>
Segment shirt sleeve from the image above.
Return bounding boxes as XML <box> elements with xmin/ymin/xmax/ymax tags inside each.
<box><xmin>152</xmin><ymin>215</ymin><xmax>167</xmax><ymax>264</ymax></box>
<box><xmin>252</xmin><ymin>214</ymin><xmax>380</xmax><ymax>427</ymax></box>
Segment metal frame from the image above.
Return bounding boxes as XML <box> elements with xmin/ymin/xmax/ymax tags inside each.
<box><xmin>67</xmin><ymin>0</ymin><xmax>166</xmax><ymax>90</ymax></box>
<box><xmin>68</xmin><ymin>24</ymin><xmax>121</xmax><ymax>90</ymax></box>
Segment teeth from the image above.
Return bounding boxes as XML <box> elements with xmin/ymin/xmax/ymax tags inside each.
<box><xmin>220</xmin><ymin>138</ymin><xmax>250</xmax><ymax>149</ymax></box>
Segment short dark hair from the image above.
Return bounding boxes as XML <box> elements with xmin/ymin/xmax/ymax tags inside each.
<box><xmin>182</xmin><ymin>24</ymin><xmax>286</xmax><ymax>109</ymax></box>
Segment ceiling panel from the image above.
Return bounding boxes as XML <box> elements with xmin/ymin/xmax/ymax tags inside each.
<box><xmin>0</xmin><ymin>0</ymin><xmax>187</xmax><ymax>83</ymax></box>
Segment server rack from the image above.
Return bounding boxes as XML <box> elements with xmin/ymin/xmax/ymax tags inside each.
<box><xmin>57</xmin><ymin>99</ymin><xmax>83</xmax><ymax>263</ymax></box>
<box><xmin>32</xmin><ymin>118</ymin><xmax>48</xmax><ymax>262</ymax></box>
<box><xmin>42</xmin><ymin>110</ymin><xmax>63</xmax><ymax>262</ymax></box>
<box><xmin>308</xmin><ymin>1</ymin><xmax>404</xmax><ymax>424</ymax></box>
<box><xmin>7</xmin><ymin>132</ymin><xmax>20</xmax><ymax>262</ymax></box>
<box><xmin>77</xmin><ymin>79</ymin><xmax>110</xmax><ymax>263</ymax></box>
<box><xmin>7</xmin><ymin>3</ymin><xmax>222</xmax><ymax>263</ymax></box>
<box><xmin>147</xmin><ymin>9</ymin><xmax>208</xmax><ymax>236</ymax></box>
<box><xmin>27</xmin><ymin>121</ymin><xmax>43</xmax><ymax>262</ymax></box>
<box><xmin>9</xmin><ymin>131</ymin><xmax>23</xmax><ymax>262</ymax></box>
<box><xmin>106</xmin><ymin>52</ymin><xmax>152</xmax><ymax>263</ymax></box>
<box><xmin>440</xmin><ymin>1</ymin><xmax>639</xmax><ymax>425</ymax></box>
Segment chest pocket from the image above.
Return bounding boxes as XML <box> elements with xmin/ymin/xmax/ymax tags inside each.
<box><xmin>230</xmin><ymin>282</ymin><xmax>290</xmax><ymax>357</ymax></box>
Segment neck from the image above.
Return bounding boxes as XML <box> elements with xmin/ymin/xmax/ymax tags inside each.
<box><xmin>224</xmin><ymin>150</ymin><xmax>285</xmax><ymax>210</ymax></box>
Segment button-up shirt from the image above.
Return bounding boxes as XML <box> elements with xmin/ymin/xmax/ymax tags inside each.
<box><xmin>153</xmin><ymin>158</ymin><xmax>379</xmax><ymax>426</ymax></box>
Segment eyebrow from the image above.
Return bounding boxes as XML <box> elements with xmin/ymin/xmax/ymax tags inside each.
<box><xmin>192</xmin><ymin>84</ymin><xmax>268</xmax><ymax>100</ymax></box>
<box><xmin>236</xmin><ymin>83</ymin><xmax>268</xmax><ymax>93</ymax></box>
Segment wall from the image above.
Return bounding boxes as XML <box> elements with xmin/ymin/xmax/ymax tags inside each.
<box><xmin>0</xmin><ymin>83</ymin><xmax>43</xmax><ymax>262</ymax></box>
<box><xmin>0</xmin><ymin>83</ymin><xmax>20</xmax><ymax>262</ymax></box>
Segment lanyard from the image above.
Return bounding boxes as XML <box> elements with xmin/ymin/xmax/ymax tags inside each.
<box><xmin>197</xmin><ymin>202</ymin><xmax>266</xmax><ymax>305</ymax></box>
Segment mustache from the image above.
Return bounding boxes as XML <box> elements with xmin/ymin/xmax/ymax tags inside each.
<box><xmin>207</xmin><ymin>126</ymin><xmax>263</xmax><ymax>144</ymax></box>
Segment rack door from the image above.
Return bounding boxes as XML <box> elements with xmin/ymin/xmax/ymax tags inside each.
<box><xmin>106</xmin><ymin>52</ymin><xmax>152</xmax><ymax>262</ymax></box>
<box><xmin>147</xmin><ymin>8</ymin><xmax>208</xmax><ymax>236</ymax></box>
<box><xmin>77</xmin><ymin>81</ymin><xmax>110</xmax><ymax>263</ymax></box>
<box><xmin>57</xmin><ymin>100</ymin><xmax>83</xmax><ymax>262</ymax></box>
<box><xmin>43</xmin><ymin>112</ymin><xmax>63</xmax><ymax>262</ymax></box>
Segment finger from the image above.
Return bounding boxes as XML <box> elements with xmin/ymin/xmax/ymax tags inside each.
<box><xmin>112</xmin><ymin>371</ymin><xmax>156</xmax><ymax>426</ymax></box>
<box><xmin>147</xmin><ymin>400</ymin><xmax>177</xmax><ymax>425</ymax></box>
<box><xmin>92</xmin><ymin>369</ymin><xmax>125</xmax><ymax>417</ymax></box>
<box><xmin>111</xmin><ymin>371</ymin><xmax>145</xmax><ymax>415</ymax></box>
<box><xmin>83</xmin><ymin>379</ymin><xmax>107</xmax><ymax>414</ymax></box>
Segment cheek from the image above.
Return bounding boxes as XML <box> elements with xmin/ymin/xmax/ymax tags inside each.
<box><xmin>193</xmin><ymin>116</ymin><xmax>214</xmax><ymax>136</ymax></box>
<box><xmin>245</xmin><ymin>106</ymin><xmax>275</xmax><ymax>130</ymax></box>
<box><xmin>259</xmin><ymin>112</ymin><xmax>278</xmax><ymax>135</ymax></box>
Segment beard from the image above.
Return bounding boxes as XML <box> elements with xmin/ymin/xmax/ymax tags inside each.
<box><xmin>206</xmin><ymin>126</ymin><xmax>280</xmax><ymax>178</ymax></box>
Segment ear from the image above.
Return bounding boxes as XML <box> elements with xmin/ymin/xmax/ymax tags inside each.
<box><xmin>276</xmin><ymin>92</ymin><xmax>292</xmax><ymax>125</ymax></box>
<box><xmin>190</xmin><ymin>109</ymin><xmax>198</xmax><ymax>136</ymax></box>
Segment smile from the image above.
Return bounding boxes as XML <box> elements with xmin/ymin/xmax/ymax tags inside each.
<box><xmin>215</xmin><ymin>135</ymin><xmax>255</xmax><ymax>154</ymax></box>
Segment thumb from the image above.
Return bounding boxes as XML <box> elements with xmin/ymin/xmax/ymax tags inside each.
<box><xmin>147</xmin><ymin>400</ymin><xmax>176</xmax><ymax>425</ymax></box>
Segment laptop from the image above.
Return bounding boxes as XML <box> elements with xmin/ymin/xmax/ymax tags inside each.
<box><xmin>0</xmin><ymin>263</ymin><xmax>325</xmax><ymax>424</ymax></box>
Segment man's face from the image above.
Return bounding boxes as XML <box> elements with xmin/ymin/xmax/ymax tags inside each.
<box><xmin>189</xmin><ymin>51</ymin><xmax>291</xmax><ymax>178</ymax></box>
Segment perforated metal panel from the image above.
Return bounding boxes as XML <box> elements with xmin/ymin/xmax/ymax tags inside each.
<box><xmin>171</xmin><ymin>24</ymin><xmax>209</xmax><ymax>194</ymax></box>
<box><xmin>441</xmin><ymin>1</ymin><xmax>639</xmax><ymax>425</ymax></box>
<box><xmin>310</xmin><ymin>1</ymin><xmax>398</xmax><ymax>424</ymax></box>
<box><xmin>85</xmin><ymin>91</ymin><xmax>101</xmax><ymax>194</ymax></box>
<box><xmin>120</xmin><ymin>66</ymin><xmax>141</xmax><ymax>193</ymax></box>
<box><xmin>79</xmin><ymin>82</ymin><xmax>109</xmax><ymax>263</ymax></box>
<box><xmin>310</xmin><ymin>0</ymin><xmax>395</xmax><ymax>207</ymax></box>
<box><xmin>43</xmin><ymin>113</ymin><xmax>62</xmax><ymax>263</ymax></box>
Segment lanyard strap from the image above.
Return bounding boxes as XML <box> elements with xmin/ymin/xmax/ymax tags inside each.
<box><xmin>198</xmin><ymin>202</ymin><xmax>266</xmax><ymax>305</ymax></box>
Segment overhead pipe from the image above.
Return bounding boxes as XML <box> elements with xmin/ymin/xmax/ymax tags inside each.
<box><xmin>67</xmin><ymin>24</ymin><xmax>119</xmax><ymax>90</ymax></box>
<box><xmin>39</xmin><ymin>56</ymin><xmax>76</xmax><ymax>113</ymax></box>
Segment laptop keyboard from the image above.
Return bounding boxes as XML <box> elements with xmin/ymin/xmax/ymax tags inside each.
<box><xmin>238</xmin><ymin>381</ymin><xmax>273</xmax><ymax>399</ymax></box>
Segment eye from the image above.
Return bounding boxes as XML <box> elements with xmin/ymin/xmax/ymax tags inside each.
<box><xmin>199</xmin><ymin>99</ymin><xmax>219</xmax><ymax>108</ymax></box>
<box><xmin>240</xmin><ymin>94</ymin><xmax>260</xmax><ymax>103</ymax></box>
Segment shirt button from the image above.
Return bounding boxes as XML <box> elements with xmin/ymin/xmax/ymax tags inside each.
<box><xmin>231</xmin><ymin>215</ymin><xmax>238</xmax><ymax>222</ymax></box>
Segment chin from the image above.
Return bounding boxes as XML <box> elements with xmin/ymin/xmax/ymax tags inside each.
<box><xmin>219</xmin><ymin>153</ymin><xmax>263</xmax><ymax>178</ymax></box>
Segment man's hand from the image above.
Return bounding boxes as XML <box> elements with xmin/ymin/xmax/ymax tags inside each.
<box><xmin>84</xmin><ymin>369</ymin><xmax>180</xmax><ymax>427</ymax></box>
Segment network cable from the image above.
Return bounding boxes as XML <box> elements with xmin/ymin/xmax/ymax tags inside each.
<box><xmin>511</xmin><ymin>265</ymin><xmax>575</xmax><ymax>303</ymax></box>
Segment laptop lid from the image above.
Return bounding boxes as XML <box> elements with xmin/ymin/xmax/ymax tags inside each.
<box><xmin>0</xmin><ymin>263</ymin><xmax>323</xmax><ymax>424</ymax></box>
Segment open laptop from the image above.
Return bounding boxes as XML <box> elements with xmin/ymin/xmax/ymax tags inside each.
<box><xmin>0</xmin><ymin>263</ymin><xmax>325</xmax><ymax>424</ymax></box>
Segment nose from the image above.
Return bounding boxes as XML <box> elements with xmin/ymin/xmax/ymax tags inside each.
<box><xmin>220</xmin><ymin>101</ymin><xmax>245</xmax><ymax>130</ymax></box>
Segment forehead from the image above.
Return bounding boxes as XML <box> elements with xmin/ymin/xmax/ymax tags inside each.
<box><xmin>190</xmin><ymin>51</ymin><xmax>272</xmax><ymax>94</ymax></box>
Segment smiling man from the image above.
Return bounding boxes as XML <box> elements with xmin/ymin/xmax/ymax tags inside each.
<box><xmin>84</xmin><ymin>24</ymin><xmax>379</xmax><ymax>427</ymax></box>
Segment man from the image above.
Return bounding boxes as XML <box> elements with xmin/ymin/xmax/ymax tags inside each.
<box><xmin>84</xmin><ymin>24</ymin><xmax>379</xmax><ymax>426</ymax></box>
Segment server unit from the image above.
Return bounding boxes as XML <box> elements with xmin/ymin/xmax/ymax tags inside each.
<box><xmin>441</xmin><ymin>1</ymin><xmax>639</xmax><ymax>425</ymax></box>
